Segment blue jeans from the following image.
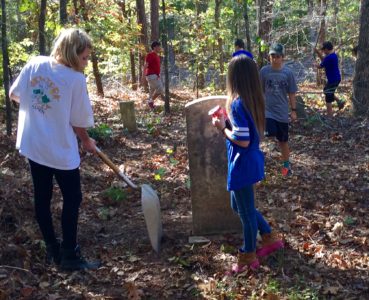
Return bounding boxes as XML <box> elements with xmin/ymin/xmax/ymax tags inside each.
<box><xmin>230</xmin><ymin>185</ymin><xmax>271</xmax><ymax>252</ymax></box>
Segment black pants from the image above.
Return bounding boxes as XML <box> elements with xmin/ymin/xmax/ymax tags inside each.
<box><xmin>29</xmin><ymin>159</ymin><xmax>82</xmax><ymax>249</ymax></box>
<box><xmin>323</xmin><ymin>81</ymin><xmax>340</xmax><ymax>103</ymax></box>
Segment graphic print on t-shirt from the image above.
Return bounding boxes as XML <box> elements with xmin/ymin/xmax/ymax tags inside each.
<box><xmin>31</xmin><ymin>76</ymin><xmax>60</xmax><ymax>114</ymax></box>
<box><xmin>265</xmin><ymin>77</ymin><xmax>288</xmax><ymax>95</ymax></box>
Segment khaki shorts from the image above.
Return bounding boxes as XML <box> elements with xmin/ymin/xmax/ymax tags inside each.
<box><xmin>146</xmin><ymin>74</ymin><xmax>164</xmax><ymax>98</ymax></box>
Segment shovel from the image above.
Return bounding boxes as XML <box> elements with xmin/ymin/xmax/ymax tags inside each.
<box><xmin>96</xmin><ymin>147</ymin><xmax>162</xmax><ymax>253</ymax></box>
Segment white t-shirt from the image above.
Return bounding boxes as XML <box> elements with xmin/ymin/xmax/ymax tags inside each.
<box><xmin>10</xmin><ymin>56</ymin><xmax>94</xmax><ymax>170</ymax></box>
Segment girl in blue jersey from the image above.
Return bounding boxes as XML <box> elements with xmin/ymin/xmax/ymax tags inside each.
<box><xmin>212</xmin><ymin>55</ymin><xmax>283</xmax><ymax>273</ymax></box>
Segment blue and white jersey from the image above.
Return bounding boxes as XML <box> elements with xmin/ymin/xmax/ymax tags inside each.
<box><xmin>226</xmin><ymin>97</ymin><xmax>264</xmax><ymax>191</ymax></box>
<box><xmin>232</xmin><ymin>49</ymin><xmax>254</xmax><ymax>60</ymax></box>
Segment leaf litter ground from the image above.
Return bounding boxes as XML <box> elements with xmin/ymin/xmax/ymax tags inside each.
<box><xmin>0</xmin><ymin>85</ymin><xmax>368</xmax><ymax>299</ymax></box>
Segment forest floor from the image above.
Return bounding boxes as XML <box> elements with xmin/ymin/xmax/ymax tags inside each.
<box><xmin>0</xmin><ymin>83</ymin><xmax>368</xmax><ymax>300</ymax></box>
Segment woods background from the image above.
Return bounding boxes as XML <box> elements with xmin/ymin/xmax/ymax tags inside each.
<box><xmin>1</xmin><ymin>0</ymin><xmax>368</xmax><ymax>128</ymax></box>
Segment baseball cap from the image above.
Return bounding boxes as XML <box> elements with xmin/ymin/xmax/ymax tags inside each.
<box><xmin>269</xmin><ymin>43</ymin><xmax>284</xmax><ymax>56</ymax></box>
<box><xmin>321</xmin><ymin>41</ymin><xmax>333</xmax><ymax>50</ymax></box>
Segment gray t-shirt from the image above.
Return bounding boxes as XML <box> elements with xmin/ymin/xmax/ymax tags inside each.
<box><xmin>260</xmin><ymin>65</ymin><xmax>298</xmax><ymax>123</ymax></box>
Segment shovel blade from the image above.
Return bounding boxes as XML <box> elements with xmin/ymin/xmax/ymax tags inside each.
<box><xmin>141</xmin><ymin>184</ymin><xmax>162</xmax><ymax>253</ymax></box>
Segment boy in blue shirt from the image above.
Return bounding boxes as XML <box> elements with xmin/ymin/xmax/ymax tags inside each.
<box><xmin>232</xmin><ymin>39</ymin><xmax>253</xmax><ymax>60</ymax></box>
<box><xmin>314</xmin><ymin>41</ymin><xmax>345</xmax><ymax>117</ymax></box>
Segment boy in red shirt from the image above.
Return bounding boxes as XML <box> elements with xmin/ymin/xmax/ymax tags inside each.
<box><xmin>144</xmin><ymin>41</ymin><xmax>164</xmax><ymax>109</ymax></box>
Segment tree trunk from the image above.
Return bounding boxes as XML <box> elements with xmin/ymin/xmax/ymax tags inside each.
<box><xmin>161</xmin><ymin>0</ymin><xmax>170</xmax><ymax>114</ymax></box>
<box><xmin>39</xmin><ymin>0</ymin><xmax>47</xmax><ymax>55</ymax></box>
<box><xmin>136</xmin><ymin>0</ymin><xmax>149</xmax><ymax>89</ymax></box>
<box><xmin>317</xmin><ymin>0</ymin><xmax>326</xmax><ymax>47</ymax></box>
<box><xmin>243</xmin><ymin>0</ymin><xmax>252</xmax><ymax>52</ymax></box>
<box><xmin>60</xmin><ymin>0</ymin><xmax>68</xmax><ymax>25</ymax></box>
<box><xmin>79</xmin><ymin>0</ymin><xmax>104</xmax><ymax>96</ymax></box>
<box><xmin>332</xmin><ymin>0</ymin><xmax>338</xmax><ymax>45</ymax></box>
<box><xmin>1</xmin><ymin>0</ymin><xmax>12</xmax><ymax>135</ymax></box>
<box><xmin>316</xmin><ymin>0</ymin><xmax>327</xmax><ymax>86</ymax></box>
<box><xmin>195</xmin><ymin>1</ymin><xmax>208</xmax><ymax>90</ymax></box>
<box><xmin>353</xmin><ymin>0</ymin><xmax>369</xmax><ymax>116</ymax></box>
<box><xmin>150</xmin><ymin>0</ymin><xmax>159</xmax><ymax>42</ymax></box>
<box><xmin>117</xmin><ymin>1</ymin><xmax>137</xmax><ymax>90</ymax></box>
<box><xmin>73</xmin><ymin>0</ymin><xmax>78</xmax><ymax>15</ymax></box>
<box><xmin>307</xmin><ymin>0</ymin><xmax>314</xmax><ymax>45</ymax></box>
<box><xmin>91</xmin><ymin>51</ymin><xmax>104</xmax><ymax>97</ymax></box>
<box><xmin>215</xmin><ymin>0</ymin><xmax>225</xmax><ymax>90</ymax></box>
<box><xmin>256</xmin><ymin>0</ymin><xmax>274</xmax><ymax>67</ymax></box>
<box><xmin>130</xmin><ymin>50</ymin><xmax>137</xmax><ymax>90</ymax></box>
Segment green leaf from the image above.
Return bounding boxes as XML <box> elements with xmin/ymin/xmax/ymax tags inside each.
<box><xmin>104</xmin><ymin>187</ymin><xmax>127</xmax><ymax>202</ymax></box>
<box><xmin>169</xmin><ymin>157</ymin><xmax>179</xmax><ymax>165</ymax></box>
<box><xmin>344</xmin><ymin>216</ymin><xmax>355</xmax><ymax>226</ymax></box>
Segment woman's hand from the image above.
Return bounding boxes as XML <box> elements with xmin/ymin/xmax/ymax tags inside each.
<box><xmin>212</xmin><ymin>113</ymin><xmax>226</xmax><ymax>132</ymax></box>
<box><xmin>81</xmin><ymin>137</ymin><xmax>97</xmax><ymax>154</ymax></box>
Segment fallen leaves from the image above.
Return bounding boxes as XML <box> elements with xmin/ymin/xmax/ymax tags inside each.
<box><xmin>0</xmin><ymin>87</ymin><xmax>368</xmax><ymax>299</ymax></box>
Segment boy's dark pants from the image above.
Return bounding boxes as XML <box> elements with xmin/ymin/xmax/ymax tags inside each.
<box><xmin>323</xmin><ymin>81</ymin><xmax>340</xmax><ymax>103</ymax></box>
<box><xmin>29</xmin><ymin>159</ymin><xmax>82</xmax><ymax>249</ymax></box>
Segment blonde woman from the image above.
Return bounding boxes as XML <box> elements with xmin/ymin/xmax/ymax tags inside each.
<box><xmin>10</xmin><ymin>28</ymin><xmax>100</xmax><ymax>271</ymax></box>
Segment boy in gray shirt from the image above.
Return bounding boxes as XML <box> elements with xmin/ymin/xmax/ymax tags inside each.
<box><xmin>260</xmin><ymin>43</ymin><xmax>297</xmax><ymax>176</ymax></box>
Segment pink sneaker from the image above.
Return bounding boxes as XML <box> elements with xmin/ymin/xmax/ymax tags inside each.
<box><xmin>228</xmin><ymin>251</ymin><xmax>260</xmax><ymax>274</ymax></box>
<box><xmin>256</xmin><ymin>232</ymin><xmax>284</xmax><ymax>257</ymax></box>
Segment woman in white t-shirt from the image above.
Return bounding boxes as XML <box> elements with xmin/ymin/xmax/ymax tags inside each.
<box><xmin>10</xmin><ymin>28</ymin><xmax>100</xmax><ymax>271</ymax></box>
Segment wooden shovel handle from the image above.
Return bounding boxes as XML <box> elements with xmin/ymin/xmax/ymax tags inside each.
<box><xmin>96</xmin><ymin>147</ymin><xmax>121</xmax><ymax>175</ymax></box>
<box><xmin>95</xmin><ymin>147</ymin><xmax>138</xmax><ymax>189</ymax></box>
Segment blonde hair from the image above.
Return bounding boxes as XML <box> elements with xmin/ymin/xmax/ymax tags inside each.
<box><xmin>226</xmin><ymin>55</ymin><xmax>265</xmax><ymax>136</ymax></box>
<box><xmin>50</xmin><ymin>28</ymin><xmax>92</xmax><ymax>72</ymax></box>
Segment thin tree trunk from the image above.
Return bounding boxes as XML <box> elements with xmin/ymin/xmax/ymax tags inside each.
<box><xmin>39</xmin><ymin>0</ymin><xmax>47</xmax><ymax>55</ymax></box>
<box><xmin>73</xmin><ymin>0</ymin><xmax>78</xmax><ymax>15</ymax></box>
<box><xmin>117</xmin><ymin>0</ymin><xmax>137</xmax><ymax>90</ymax></box>
<box><xmin>316</xmin><ymin>0</ymin><xmax>327</xmax><ymax>86</ymax></box>
<box><xmin>353</xmin><ymin>0</ymin><xmax>369</xmax><ymax>116</ymax></box>
<box><xmin>1</xmin><ymin>0</ymin><xmax>12</xmax><ymax>135</ymax></box>
<box><xmin>60</xmin><ymin>0</ymin><xmax>68</xmax><ymax>25</ymax></box>
<box><xmin>79</xmin><ymin>0</ymin><xmax>104</xmax><ymax>96</ymax></box>
<box><xmin>161</xmin><ymin>0</ymin><xmax>170</xmax><ymax>114</ymax></box>
<box><xmin>307</xmin><ymin>0</ymin><xmax>314</xmax><ymax>45</ymax></box>
<box><xmin>243</xmin><ymin>0</ymin><xmax>251</xmax><ymax>52</ymax></box>
<box><xmin>136</xmin><ymin>0</ymin><xmax>149</xmax><ymax>89</ymax></box>
<box><xmin>317</xmin><ymin>0</ymin><xmax>326</xmax><ymax>47</ymax></box>
<box><xmin>91</xmin><ymin>51</ymin><xmax>104</xmax><ymax>97</ymax></box>
<box><xmin>215</xmin><ymin>0</ymin><xmax>225</xmax><ymax>90</ymax></box>
<box><xmin>256</xmin><ymin>0</ymin><xmax>274</xmax><ymax>67</ymax></box>
<box><xmin>150</xmin><ymin>0</ymin><xmax>159</xmax><ymax>42</ymax></box>
<box><xmin>196</xmin><ymin>1</ymin><xmax>207</xmax><ymax>90</ymax></box>
<box><xmin>130</xmin><ymin>50</ymin><xmax>137</xmax><ymax>90</ymax></box>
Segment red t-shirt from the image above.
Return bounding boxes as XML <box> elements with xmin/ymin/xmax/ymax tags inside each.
<box><xmin>145</xmin><ymin>52</ymin><xmax>161</xmax><ymax>76</ymax></box>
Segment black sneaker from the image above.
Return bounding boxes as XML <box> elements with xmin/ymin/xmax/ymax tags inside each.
<box><xmin>337</xmin><ymin>99</ymin><xmax>345</xmax><ymax>110</ymax></box>
<box><xmin>46</xmin><ymin>241</ymin><xmax>61</xmax><ymax>265</ymax></box>
<box><xmin>60</xmin><ymin>245</ymin><xmax>101</xmax><ymax>271</ymax></box>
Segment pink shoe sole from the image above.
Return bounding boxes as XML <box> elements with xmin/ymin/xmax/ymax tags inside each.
<box><xmin>230</xmin><ymin>259</ymin><xmax>260</xmax><ymax>274</ymax></box>
<box><xmin>256</xmin><ymin>241</ymin><xmax>284</xmax><ymax>257</ymax></box>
